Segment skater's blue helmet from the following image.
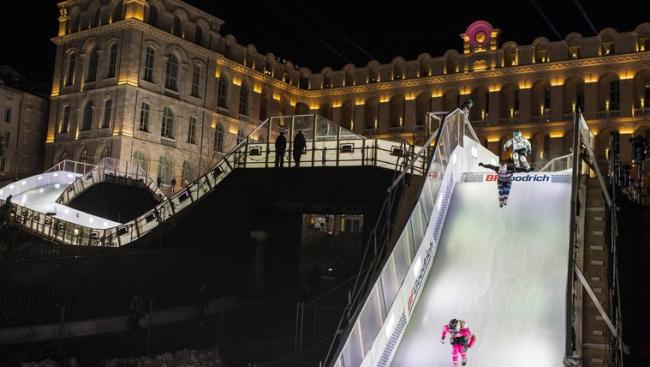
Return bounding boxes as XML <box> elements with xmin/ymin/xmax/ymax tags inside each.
<box><xmin>513</xmin><ymin>130</ymin><xmax>522</xmax><ymax>139</ymax></box>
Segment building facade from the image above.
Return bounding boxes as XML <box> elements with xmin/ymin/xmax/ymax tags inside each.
<box><xmin>47</xmin><ymin>0</ymin><xmax>650</xmax><ymax>183</ymax></box>
<box><xmin>0</xmin><ymin>69</ymin><xmax>48</xmax><ymax>181</ymax></box>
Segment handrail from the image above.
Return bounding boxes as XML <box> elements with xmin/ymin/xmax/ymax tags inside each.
<box><xmin>0</xmin><ymin>114</ymin><xmax>425</xmax><ymax>249</ymax></box>
<box><xmin>539</xmin><ymin>153</ymin><xmax>573</xmax><ymax>172</ymax></box>
<box><xmin>325</xmin><ymin>108</ymin><xmax>484</xmax><ymax>366</ymax></box>
<box><xmin>387</xmin><ymin>112</ymin><xmax>441</xmax><ymax>193</ymax></box>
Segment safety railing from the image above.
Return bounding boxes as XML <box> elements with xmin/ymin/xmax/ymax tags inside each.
<box><xmin>326</xmin><ymin>109</ymin><xmax>495</xmax><ymax>367</ymax></box>
<box><xmin>564</xmin><ymin>111</ymin><xmax>623</xmax><ymax>366</ymax></box>
<box><xmin>540</xmin><ymin>153</ymin><xmax>573</xmax><ymax>172</ymax></box>
<box><xmin>0</xmin><ymin>114</ymin><xmax>426</xmax><ymax>248</ymax></box>
<box><xmin>55</xmin><ymin>157</ymin><xmax>166</xmax><ymax>205</ymax></box>
<box><xmin>46</xmin><ymin>160</ymin><xmax>96</xmax><ymax>175</ymax></box>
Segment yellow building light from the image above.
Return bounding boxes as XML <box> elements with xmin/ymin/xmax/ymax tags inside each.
<box><xmin>253</xmin><ymin>84</ymin><xmax>262</xmax><ymax>93</ymax></box>
<box><xmin>584</xmin><ymin>74</ymin><xmax>597</xmax><ymax>83</ymax></box>
<box><xmin>549</xmin><ymin>132</ymin><xmax>564</xmax><ymax>138</ymax></box>
<box><xmin>432</xmin><ymin>90</ymin><xmax>443</xmax><ymax>98</ymax></box>
<box><xmin>214</xmin><ymin>69</ymin><xmax>221</xmax><ymax>78</ymax></box>
<box><xmin>51</xmin><ymin>85</ymin><xmax>60</xmax><ymax>97</ymax></box>
<box><xmin>229</xmin><ymin>126</ymin><xmax>239</xmax><ymax>134</ymax></box>
<box><xmin>46</xmin><ymin>132</ymin><xmax>55</xmax><ymax>143</ymax></box>
<box><xmin>310</xmin><ymin>103</ymin><xmax>320</xmax><ymax>110</ymax></box>
<box><xmin>489</xmin><ymin>84</ymin><xmax>501</xmax><ymax>93</ymax></box>
<box><xmin>605</xmin><ymin>100</ymin><xmax>610</xmax><ymax>112</ymax></box>
<box><xmin>518</xmin><ymin>80</ymin><xmax>531</xmax><ymax>89</ymax></box>
<box><xmin>272</xmin><ymin>93</ymin><xmax>281</xmax><ymax>101</ymax></box>
<box><xmin>487</xmin><ymin>136</ymin><xmax>500</xmax><ymax>143</ymax></box>
<box><xmin>405</xmin><ymin>93</ymin><xmax>416</xmax><ymax>101</ymax></box>
<box><xmin>355</xmin><ymin>98</ymin><xmax>365</xmax><ymax>106</ymax></box>
<box><xmin>619</xmin><ymin>70</ymin><xmax>634</xmax><ymax>80</ymax></box>
<box><xmin>522</xmin><ymin>133</ymin><xmax>531</xmax><ymax>139</ymax></box>
<box><xmin>460</xmin><ymin>87</ymin><xmax>471</xmax><ymax>95</ymax></box>
<box><xmin>232</xmin><ymin>77</ymin><xmax>242</xmax><ymax>86</ymax></box>
<box><xmin>290</xmin><ymin>100</ymin><xmax>296</xmax><ymax>107</ymax></box>
<box><xmin>379</xmin><ymin>95</ymin><xmax>390</xmax><ymax>103</ymax></box>
<box><xmin>619</xmin><ymin>127</ymin><xmax>635</xmax><ymax>135</ymax></box>
<box><xmin>550</xmin><ymin>78</ymin><xmax>564</xmax><ymax>86</ymax></box>
<box><xmin>332</xmin><ymin>101</ymin><xmax>342</xmax><ymax>108</ymax></box>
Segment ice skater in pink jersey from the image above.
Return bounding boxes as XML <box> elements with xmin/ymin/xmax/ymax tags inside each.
<box><xmin>440</xmin><ymin>319</ymin><xmax>476</xmax><ymax>366</ymax></box>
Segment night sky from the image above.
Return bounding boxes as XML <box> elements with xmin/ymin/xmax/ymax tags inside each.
<box><xmin>2</xmin><ymin>0</ymin><xmax>648</xmax><ymax>91</ymax></box>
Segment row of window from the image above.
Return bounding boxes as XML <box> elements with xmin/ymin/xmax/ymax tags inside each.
<box><xmin>64</xmin><ymin>44</ymin><xmax>119</xmax><ymax>87</ymax></box>
<box><xmin>59</xmin><ymin>100</ymin><xmax>112</xmax><ymax>133</ymax></box>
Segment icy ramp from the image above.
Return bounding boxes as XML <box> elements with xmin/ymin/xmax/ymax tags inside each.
<box><xmin>391</xmin><ymin>173</ymin><xmax>572</xmax><ymax>367</ymax></box>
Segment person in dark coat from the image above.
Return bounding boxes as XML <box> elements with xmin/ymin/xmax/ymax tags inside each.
<box><xmin>293</xmin><ymin>130</ymin><xmax>306</xmax><ymax>167</ymax></box>
<box><xmin>275</xmin><ymin>131</ymin><xmax>287</xmax><ymax>167</ymax></box>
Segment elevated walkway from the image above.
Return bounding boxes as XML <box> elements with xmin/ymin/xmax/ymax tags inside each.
<box><xmin>0</xmin><ymin>115</ymin><xmax>430</xmax><ymax>247</ymax></box>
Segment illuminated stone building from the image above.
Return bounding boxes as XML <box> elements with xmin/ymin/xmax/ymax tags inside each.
<box><xmin>0</xmin><ymin>66</ymin><xmax>48</xmax><ymax>181</ymax></box>
<box><xmin>47</xmin><ymin>0</ymin><xmax>650</xmax><ymax>182</ymax></box>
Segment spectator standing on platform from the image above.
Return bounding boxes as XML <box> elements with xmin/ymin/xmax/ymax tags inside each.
<box><xmin>156</xmin><ymin>176</ymin><xmax>162</xmax><ymax>188</ymax></box>
<box><xmin>275</xmin><ymin>131</ymin><xmax>287</xmax><ymax>168</ymax></box>
<box><xmin>129</xmin><ymin>293</ymin><xmax>144</xmax><ymax>330</ymax></box>
<box><xmin>170</xmin><ymin>177</ymin><xmax>177</xmax><ymax>192</ymax></box>
<box><xmin>293</xmin><ymin>130</ymin><xmax>306</xmax><ymax>167</ymax></box>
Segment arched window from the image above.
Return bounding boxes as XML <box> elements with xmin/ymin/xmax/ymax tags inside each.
<box><xmin>259</xmin><ymin>91</ymin><xmax>269</xmax><ymax>120</ymax></box>
<box><xmin>92</xmin><ymin>8</ymin><xmax>101</xmax><ymax>27</ymax></box>
<box><xmin>79</xmin><ymin>149</ymin><xmax>88</xmax><ymax>164</ymax></box>
<box><xmin>217</xmin><ymin>76</ymin><xmax>229</xmax><ymax>108</ymax></box>
<box><xmin>107</xmin><ymin>43</ymin><xmax>118</xmax><ymax>78</ymax></box>
<box><xmin>112</xmin><ymin>0</ymin><xmax>124</xmax><ymax>22</ymax></box>
<box><xmin>369</xmin><ymin>67</ymin><xmax>378</xmax><ymax>83</ymax></box>
<box><xmin>59</xmin><ymin>150</ymin><xmax>68</xmax><ymax>163</ymax></box>
<box><xmin>187</xmin><ymin>116</ymin><xmax>197</xmax><ymax>144</ymax></box>
<box><xmin>364</xmin><ymin>98</ymin><xmax>378</xmax><ymax>129</ymax></box>
<box><xmin>319</xmin><ymin>103</ymin><xmax>332</xmax><ymax>120</ymax></box>
<box><xmin>82</xmin><ymin>102</ymin><xmax>93</xmax><ymax>130</ymax></box>
<box><xmin>172</xmin><ymin>16</ymin><xmax>183</xmax><ymax>37</ymax></box>
<box><xmin>139</xmin><ymin>102</ymin><xmax>150</xmax><ymax>132</ymax></box>
<box><xmin>239</xmin><ymin>82</ymin><xmax>249</xmax><ymax>115</ymax></box>
<box><xmin>132</xmin><ymin>151</ymin><xmax>147</xmax><ymax>172</ymax></box>
<box><xmin>86</xmin><ymin>48</ymin><xmax>99</xmax><ymax>82</ymax></box>
<box><xmin>415</xmin><ymin>93</ymin><xmax>431</xmax><ymax>125</ymax></box>
<box><xmin>191</xmin><ymin>65</ymin><xmax>201</xmax><ymax>97</ymax></box>
<box><xmin>504</xmin><ymin>47</ymin><xmax>517</xmax><ymax>66</ymax></box>
<box><xmin>214</xmin><ymin>124</ymin><xmax>224</xmax><ymax>152</ymax></box>
<box><xmin>345</xmin><ymin>70</ymin><xmax>355</xmax><ymax>86</ymax></box>
<box><xmin>165</xmin><ymin>55</ymin><xmax>179</xmax><ymax>91</ymax></box>
<box><xmin>161</xmin><ymin>107</ymin><xmax>174</xmax><ymax>139</ymax></box>
<box><xmin>236</xmin><ymin>129</ymin><xmax>245</xmax><ymax>145</ymax></box>
<box><xmin>148</xmin><ymin>6</ymin><xmax>158</xmax><ymax>26</ymax></box>
<box><xmin>323</xmin><ymin>74</ymin><xmax>332</xmax><ymax>89</ymax></box>
<box><xmin>195</xmin><ymin>26</ymin><xmax>203</xmax><ymax>45</ymax></box>
<box><xmin>340</xmin><ymin>101</ymin><xmax>353</xmax><ymax>130</ymax></box>
<box><xmin>144</xmin><ymin>47</ymin><xmax>155</xmax><ymax>82</ymax></box>
<box><xmin>101</xmin><ymin>99</ymin><xmax>112</xmax><ymax>128</ymax></box>
<box><xmin>99</xmin><ymin>147</ymin><xmax>110</xmax><ymax>161</ymax></box>
<box><xmin>389</xmin><ymin>95</ymin><xmax>405</xmax><ymax>127</ymax></box>
<box><xmin>65</xmin><ymin>53</ymin><xmax>76</xmax><ymax>86</ymax></box>
<box><xmin>60</xmin><ymin>105</ymin><xmax>71</xmax><ymax>133</ymax></box>
<box><xmin>181</xmin><ymin>161</ymin><xmax>195</xmax><ymax>184</ymax></box>
<box><xmin>157</xmin><ymin>156</ymin><xmax>173</xmax><ymax>183</ymax></box>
